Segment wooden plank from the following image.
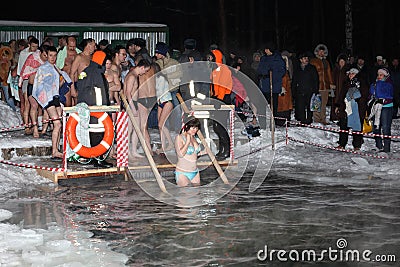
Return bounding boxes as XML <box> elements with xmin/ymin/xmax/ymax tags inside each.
<box><xmin>38</xmin><ymin>159</ymin><xmax>237</xmax><ymax>182</ymax></box>
<box><xmin>120</xmin><ymin>91</ymin><xmax>167</xmax><ymax>193</ymax></box>
<box><xmin>191</xmin><ymin>105</ymin><xmax>234</xmax><ymax>111</ymax></box>
<box><xmin>36</xmin><ymin>169</ymin><xmax>58</xmax><ymax>183</ymax></box>
<box><xmin>63</xmin><ymin>105</ymin><xmax>120</xmax><ymax>114</ymax></box>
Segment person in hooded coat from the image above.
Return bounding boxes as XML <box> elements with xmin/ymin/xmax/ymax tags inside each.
<box><xmin>209</xmin><ymin>48</ymin><xmax>233</xmax><ymax>161</ymax></box>
<box><xmin>310</xmin><ymin>44</ymin><xmax>335</xmax><ymax>125</ymax></box>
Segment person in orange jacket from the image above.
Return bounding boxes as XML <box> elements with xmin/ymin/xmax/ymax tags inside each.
<box><xmin>209</xmin><ymin>48</ymin><xmax>233</xmax><ymax>160</ymax></box>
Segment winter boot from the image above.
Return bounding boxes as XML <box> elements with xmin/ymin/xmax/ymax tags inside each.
<box><xmin>216</xmin><ymin>137</ymin><xmax>230</xmax><ymax>161</ymax></box>
<box><xmin>215</xmin><ymin>139</ymin><xmax>224</xmax><ymax>158</ymax></box>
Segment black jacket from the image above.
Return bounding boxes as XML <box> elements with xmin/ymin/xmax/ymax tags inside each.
<box><xmin>292</xmin><ymin>63</ymin><xmax>319</xmax><ymax>96</ymax></box>
<box><xmin>76</xmin><ymin>61</ymin><xmax>110</xmax><ymax>106</ymax></box>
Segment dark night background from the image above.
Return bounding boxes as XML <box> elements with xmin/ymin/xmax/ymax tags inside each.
<box><xmin>5</xmin><ymin>0</ymin><xmax>400</xmax><ymax>64</ymax></box>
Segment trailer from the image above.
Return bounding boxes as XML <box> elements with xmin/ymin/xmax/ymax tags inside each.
<box><xmin>0</xmin><ymin>20</ymin><xmax>169</xmax><ymax>55</ymax></box>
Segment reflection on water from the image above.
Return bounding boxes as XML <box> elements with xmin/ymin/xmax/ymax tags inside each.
<box><xmin>1</xmin><ymin>170</ymin><xmax>400</xmax><ymax>266</ymax></box>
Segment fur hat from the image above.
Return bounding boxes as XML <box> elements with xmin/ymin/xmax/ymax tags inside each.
<box><xmin>314</xmin><ymin>44</ymin><xmax>329</xmax><ymax>57</ymax></box>
<box><xmin>346</xmin><ymin>68</ymin><xmax>359</xmax><ymax>75</ymax></box>
<box><xmin>155</xmin><ymin>42</ymin><xmax>169</xmax><ymax>56</ymax></box>
<box><xmin>184</xmin><ymin>38</ymin><xmax>196</xmax><ymax>50</ymax></box>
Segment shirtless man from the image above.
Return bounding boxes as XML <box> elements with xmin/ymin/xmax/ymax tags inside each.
<box><xmin>69</xmin><ymin>38</ymin><xmax>96</xmax><ymax>103</ymax></box>
<box><xmin>110</xmin><ymin>45</ymin><xmax>128</xmax><ymax>106</ymax></box>
<box><xmin>137</xmin><ymin>57</ymin><xmax>157</xmax><ymax>155</ymax></box>
<box><xmin>60</xmin><ymin>36</ymin><xmax>80</xmax><ymax>106</ymax></box>
<box><xmin>104</xmin><ymin>55</ymin><xmax>121</xmax><ymax>123</ymax></box>
<box><xmin>123</xmin><ymin>58</ymin><xmax>151</xmax><ymax>158</ymax></box>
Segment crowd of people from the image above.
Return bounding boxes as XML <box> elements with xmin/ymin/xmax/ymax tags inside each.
<box><xmin>0</xmin><ymin>35</ymin><xmax>399</xmax><ymax>185</ymax></box>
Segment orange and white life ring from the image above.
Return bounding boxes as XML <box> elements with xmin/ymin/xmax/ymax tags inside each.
<box><xmin>66</xmin><ymin>112</ymin><xmax>114</xmax><ymax>158</ymax></box>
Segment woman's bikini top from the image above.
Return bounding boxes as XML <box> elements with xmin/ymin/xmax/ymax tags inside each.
<box><xmin>181</xmin><ymin>135</ymin><xmax>201</xmax><ymax>155</ymax></box>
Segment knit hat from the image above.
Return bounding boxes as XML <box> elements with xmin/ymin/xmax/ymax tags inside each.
<box><xmin>346</xmin><ymin>68</ymin><xmax>359</xmax><ymax>75</ymax></box>
<box><xmin>184</xmin><ymin>38</ymin><xmax>196</xmax><ymax>49</ymax></box>
<box><xmin>377</xmin><ymin>68</ymin><xmax>389</xmax><ymax>77</ymax></box>
<box><xmin>155</xmin><ymin>42</ymin><xmax>169</xmax><ymax>56</ymax></box>
<box><xmin>92</xmin><ymin>50</ymin><xmax>106</xmax><ymax>65</ymax></box>
<box><xmin>376</xmin><ymin>55</ymin><xmax>383</xmax><ymax>61</ymax></box>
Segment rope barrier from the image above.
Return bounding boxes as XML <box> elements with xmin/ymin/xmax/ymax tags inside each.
<box><xmin>0</xmin><ymin>116</ymin><xmax>63</xmax><ymax>133</ymax></box>
<box><xmin>235</xmin><ymin>109</ymin><xmax>400</xmax><ymax>140</ymax></box>
<box><xmin>285</xmin><ymin>119</ymin><xmax>400</xmax><ymax>139</ymax></box>
<box><xmin>0</xmin><ymin>159</ymin><xmax>65</xmax><ymax>172</ymax></box>
<box><xmin>287</xmin><ymin>136</ymin><xmax>399</xmax><ymax>160</ymax></box>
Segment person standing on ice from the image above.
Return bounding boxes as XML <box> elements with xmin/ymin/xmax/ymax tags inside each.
<box><xmin>310</xmin><ymin>44</ymin><xmax>335</xmax><ymax>125</ymax></box>
<box><xmin>368</xmin><ymin>68</ymin><xmax>394</xmax><ymax>153</ymax></box>
<box><xmin>334</xmin><ymin>68</ymin><xmax>369</xmax><ymax>151</ymax></box>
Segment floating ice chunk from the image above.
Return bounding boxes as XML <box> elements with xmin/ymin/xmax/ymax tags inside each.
<box><xmin>0</xmin><ymin>209</ymin><xmax>12</xmax><ymax>221</ymax></box>
<box><xmin>351</xmin><ymin>157</ymin><xmax>370</xmax><ymax>167</ymax></box>
<box><xmin>44</xmin><ymin>239</ymin><xmax>72</xmax><ymax>251</ymax></box>
<box><xmin>5</xmin><ymin>229</ymin><xmax>44</xmax><ymax>249</ymax></box>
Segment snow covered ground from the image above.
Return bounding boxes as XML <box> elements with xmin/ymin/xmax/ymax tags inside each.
<box><xmin>1</xmin><ymin>100</ymin><xmax>400</xmax><ymax>265</ymax></box>
<box><xmin>0</xmin><ymin>103</ymin><xmax>130</xmax><ymax>266</ymax></box>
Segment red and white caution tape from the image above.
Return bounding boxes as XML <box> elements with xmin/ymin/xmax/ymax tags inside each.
<box><xmin>0</xmin><ymin>116</ymin><xmax>63</xmax><ymax>133</ymax></box>
<box><xmin>0</xmin><ymin>159</ymin><xmax>65</xmax><ymax>172</ymax></box>
<box><xmin>287</xmin><ymin>136</ymin><xmax>400</xmax><ymax>160</ymax></box>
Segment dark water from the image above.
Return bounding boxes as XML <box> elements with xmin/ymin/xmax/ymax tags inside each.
<box><xmin>1</xmin><ymin>168</ymin><xmax>399</xmax><ymax>267</ymax></box>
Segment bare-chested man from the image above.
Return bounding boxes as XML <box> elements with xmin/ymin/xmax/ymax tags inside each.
<box><xmin>110</xmin><ymin>45</ymin><xmax>128</xmax><ymax>106</ymax></box>
<box><xmin>137</xmin><ymin>57</ymin><xmax>157</xmax><ymax>156</ymax></box>
<box><xmin>59</xmin><ymin>36</ymin><xmax>80</xmax><ymax>106</ymax></box>
<box><xmin>123</xmin><ymin>58</ymin><xmax>151</xmax><ymax>158</ymax></box>
<box><xmin>69</xmin><ymin>38</ymin><xmax>96</xmax><ymax>103</ymax></box>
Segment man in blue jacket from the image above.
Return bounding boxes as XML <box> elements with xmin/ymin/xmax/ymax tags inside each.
<box><xmin>257</xmin><ymin>41</ymin><xmax>286</xmax><ymax>127</ymax></box>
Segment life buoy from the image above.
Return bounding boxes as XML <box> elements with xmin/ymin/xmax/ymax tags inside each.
<box><xmin>66</xmin><ymin>112</ymin><xmax>114</xmax><ymax>158</ymax></box>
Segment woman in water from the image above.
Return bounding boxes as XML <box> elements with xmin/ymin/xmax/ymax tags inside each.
<box><xmin>175</xmin><ymin>117</ymin><xmax>206</xmax><ymax>187</ymax></box>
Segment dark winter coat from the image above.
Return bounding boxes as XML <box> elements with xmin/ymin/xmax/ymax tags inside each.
<box><xmin>257</xmin><ymin>52</ymin><xmax>286</xmax><ymax>94</ymax></box>
<box><xmin>291</xmin><ymin>63</ymin><xmax>319</xmax><ymax>96</ymax></box>
<box><xmin>335</xmin><ymin>75</ymin><xmax>369</xmax><ymax>120</ymax></box>
<box><xmin>76</xmin><ymin>61</ymin><xmax>110</xmax><ymax>106</ymax></box>
<box><xmin>332</xmin><ymin>63</ymin><xmax>349</xmax><ymax>103</ymax></box>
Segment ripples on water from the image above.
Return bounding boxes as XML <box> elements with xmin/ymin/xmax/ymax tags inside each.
<box><xmin>2</xmin><ymin>169</ymin><xmax>400</xmax><ymax>266</ymax></box>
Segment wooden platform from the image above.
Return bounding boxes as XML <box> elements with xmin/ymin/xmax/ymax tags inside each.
<box><xmin>1</xmin><ymin>131</ymin><xmax>238</xmax><ymax>185</ymax></box>
<box><xmin>35</xmin><ymin>155</ymin><xmax>236</xmax><ymax>184</ymax></box>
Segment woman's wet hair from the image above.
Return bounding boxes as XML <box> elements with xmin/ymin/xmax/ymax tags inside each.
<box><xmin>182</xmin><ymin>117</ymin><xmax>201</xmax><ymax>132</ymax></box>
